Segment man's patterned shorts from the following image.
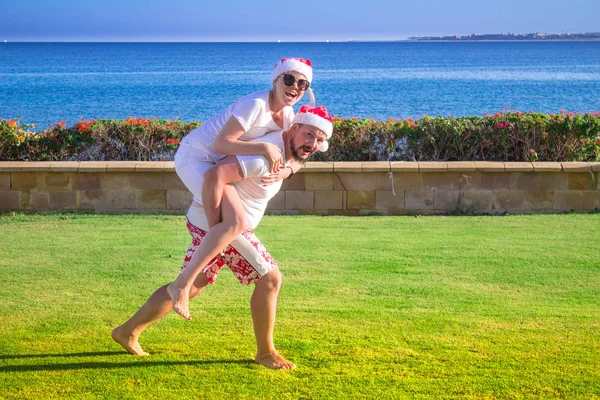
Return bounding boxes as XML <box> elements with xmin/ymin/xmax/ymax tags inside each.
<box><xmin>182</xmin><ymin>220</ymin><xmax>277</xmax><ymax>286</ymax></box>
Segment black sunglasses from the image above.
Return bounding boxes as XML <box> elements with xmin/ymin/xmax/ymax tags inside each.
<box><xmin>282</xmin><ymin>74</ymin><xmax>310</xmax><ymax>91</ymax></box>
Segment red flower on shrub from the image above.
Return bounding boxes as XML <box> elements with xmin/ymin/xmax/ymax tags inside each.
<box><xmin>496</xmin><ymin>122</ymin><xmax>510</xmax><ymax>129</ymax></box>
<box><xmin>7</xmin><ymin>120</ymin><xmax>17</xmax><ymax>128</ymax></box>
<box><xmin>165</xmin><ymin>138</ymin><xmax>180</xmax><ymax>145</ymax></box>
<box><xmin>55</xmin><ymin>121</ymin><xmax>66</xmax><ymax>128</ymax></box>
<box><xmin>75</xmin><ymin>119</ymin><xmax>95</xmax><ymax>133</ymax></box>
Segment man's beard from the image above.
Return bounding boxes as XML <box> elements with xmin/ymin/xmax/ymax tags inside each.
<box><xmin>289</xmin><ymin>137</ymin><xmax>310</xmax><ymax>163</ymax></box>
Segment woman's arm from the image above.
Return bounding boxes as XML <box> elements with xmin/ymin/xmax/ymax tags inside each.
<box><xmin>213</xmin><ymin>116</ymin><xmax>283</xmax><ymax>173</ymax></box>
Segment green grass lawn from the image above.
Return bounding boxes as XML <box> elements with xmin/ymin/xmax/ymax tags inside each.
<box><xmin>0</xmin><ymin>213</ymin><xmax>599</xmax><ymax>399</ymax></box>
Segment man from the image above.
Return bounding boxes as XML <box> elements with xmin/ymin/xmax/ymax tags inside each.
<box><xmin>112</xmin><ymin>105</ymin><xmax>333</xmax><ymax>370</ymax></box>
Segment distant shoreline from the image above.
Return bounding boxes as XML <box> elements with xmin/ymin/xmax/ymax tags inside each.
<box><xmin>350</xmin><ymin>39</ymin><xmax>600</xmax><ymax>43</ymax></box>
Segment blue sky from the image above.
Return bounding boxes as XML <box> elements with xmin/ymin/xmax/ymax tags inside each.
<box><xmin>1</xmin><ymin>0</ymin><xmax>598</xmax><ymax>42</ymax></box>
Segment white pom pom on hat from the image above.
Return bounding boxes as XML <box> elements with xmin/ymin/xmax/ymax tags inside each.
<box><xmin>271</xmin><ymin>58</ymin><xmax>313</xmax><ymax>83</ymax></box>
<box><xmin>292</xmin><ymin>105</ymin><xmax>333</xmax><ymax>152</ymax></box>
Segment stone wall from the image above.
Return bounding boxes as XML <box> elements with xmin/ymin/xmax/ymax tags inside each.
<box><xmin>1</xmin><ymin>161</ymin><xmax>599</xmax><ymax>214</ymax></box>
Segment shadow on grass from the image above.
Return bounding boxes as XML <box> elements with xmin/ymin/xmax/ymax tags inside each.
<box><xmin>0</xmin><ymin>351</ymin><xmax>124</xmax><ymax>360</ymax></box>
<box><xmin>0</xmin><ymin>352</ymin><xmax>254</xmax><ymax>372</ymax></box>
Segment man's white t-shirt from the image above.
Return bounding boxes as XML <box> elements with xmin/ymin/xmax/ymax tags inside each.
<box><xmin>187</xmin><ymin>131</ymin><xmax>286</xmax><ymax>231</ymax></box>
<box><xmin>180</xmin><ymin>89</ymin><xmax>294</xmax><ymax>161</ymax></box>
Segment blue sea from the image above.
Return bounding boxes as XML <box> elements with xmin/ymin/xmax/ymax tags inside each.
<box><xmin>1</xmin><ymin>42</ymin><xmax>600</xmax><ymax>127</ymax></box>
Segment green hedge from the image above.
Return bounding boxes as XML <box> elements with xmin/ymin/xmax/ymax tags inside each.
<box><xmin>1</xmin><ymin>112</ymin><xmax>599</xmax><ymax>162</ymax></box>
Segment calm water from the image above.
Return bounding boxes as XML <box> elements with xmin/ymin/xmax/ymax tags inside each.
<box><xmin>1</xmin><ymin>42</ymin><xmax>599</xmax><ymax>126</ymax></box>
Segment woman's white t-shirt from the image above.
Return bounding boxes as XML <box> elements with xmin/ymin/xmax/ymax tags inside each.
<box><xmin>180</xmin><ymin>89</ymin><xmax>295</xmax><ymax>162</ymax></box>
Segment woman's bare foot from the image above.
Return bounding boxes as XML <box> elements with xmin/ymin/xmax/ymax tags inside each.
<box><xmin>111</xmin><ymin>326</ymin><xmax>149</xmax><ymax>356</ymax></box>
<box><xmin>166</xmin><ymin>282</ymin><xmax>192</xmax><ymax>320</ymax></box>
<box><xmin>255</xmin><ymin>351</ymin><xmax>296</xmax><ymax>370</ymax></box>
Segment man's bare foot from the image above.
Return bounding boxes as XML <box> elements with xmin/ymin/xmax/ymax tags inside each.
<box><xmin>255</xmin><ymin>351</ymin><xmax>296</xmax><ymax>370</ymax></box>
<box><xmin>111</xmin><ymin>326</ymin><xmax>149</xmax><ymax>356</ymax></box>
<box><xmin>166</xmin><ymin>282</ymin><xmax>192</xmax><ymax>320</ymax></box>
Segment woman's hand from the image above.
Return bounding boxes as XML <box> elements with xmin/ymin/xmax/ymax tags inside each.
<box><xmin>261</xmin><ymin>167</ymin><xmax>292</xmax><ymax>186</ymax></box>
<box><xmin>263</xmin><ymin>143</ymin><xmax>284</xmax><ymax>173</ymax></box>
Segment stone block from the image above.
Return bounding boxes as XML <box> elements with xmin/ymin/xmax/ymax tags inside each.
<box><xmin>347</xmin><ymin>191</ymin><xmax>376</xmax><ymax>209</ymax></box>
<box><xmin>48</xmin><ymin>162</ymin><xmax>80</xmax><ymax>172</ymax></box>
<box><xmin>526</xmin><ymin>191</ymin><xmax>554</xmax><ymax>211</ymax></box>
<box><xmin>163</xmin><ymin>172</ymin><xmax>187</xmax><ymax>190</ymax></box>
<box><xmin>11</xmin><ymin>172</ymin><xmax>44</xmax><ymax>190</ymax></box>
<box><xmin>582</xmin><ymin>191</ymin><xmax>600</xmax><ymax>210</ymax></box>
<box><xmin>480</xmin><ymin>173</ymin><xmax>510</xmax><ymax>190</ymax></box>
<box><xmin>100</xmin><ymin>173</ymin><xmax>130</xmax><ymax>190</ymax></box>
<box><xmin>49</xmin><ymin>191</ymin><xmax>77</xmax><ymax>210</ymax></box>
<box><xmin>105</xmin><ymin>161</ymin><xmax>138</xmax><ymax>172</ymax></box>
<box><xmin>0</xmin><ymin>173</ymin><xmax>10</xmax><ymax>190</ymax></box>
<box><xmin>569</xmin><ymin>173</ymin><xmax>596</xmax><ymax>190</ymax></box>
<box><xmin>20</xmin><ymin>162</ymin><xmax>53</xmax><ymax>171</ymax></box>
<box><xmin>418</xmin><ymin>162</ymin><xmax>447</xmax><ymax>172</ymax></box>
<box><xmin>139</xmin><ymin>190</ymin><xmax>167</xmax><ymax>210</ymax></box>
<box><xmin>509</xmin><ymin>173</ymin><xmax>539</xmax><ymax>190</ymax></box>
<box><xmin>109</xmin><ymin>191</ymin><xmax>139</xmax><ymax>210</ymax></box>
<box><xmin>128</xmin><ymin>173</ymin><xmax>164</xmax><ymax>190</ymax></box>
<box><xmin>280</xmin><ymin>174</ymin><xmax>305</xmax><ymax>190</ymax></box>
<box><xmin>474</xmin><ymin>162</ymin><xmax>505</xmax><ymax>172</ymax></box>
<box><xmin>538</xmin><ymin>173</ymin><xmax>568</xmax><ymax>191</ymax></box>
<box><xmin>362</xmin><ymin>162</ymin><xmax>390</xmax><ymax>172</ymax></box>
<box><xmin>493</xmin><ymin>190</ymin><xmax>527</xmax><ymax>211</ymax></box>
<box><xmin>266</xmin><ymin>191</ymin><xmax>286</xmax><ymax>210</ymax></box>
<box><xmin>163</xmin><ymin>162</ymin><xmax>176</xmax><ymax>172</ymax></box>
<box><xmin>393</xmin><ymin>172</ymin><xmax>423</xmax><ymax>191</ymax></box>
<box><xmin>286</xmin><ymin>191</ymin><xmax>314</xmax><ymax>210</ymax></box>
<box><xmin>375</xmin><ymin>190</ymin><xmax>405</xmax><ymax>212</ymax></box>
<box><xmin>504</xmin><ymin>162</ymin><xmax>534</xmax><ymax>172</ymax></box>
<box><xmin>591</xmin><ymin>163</ymin><xmax>600</xmax><ymax>172</ymax></box>
<box><xmin>136</xmin><ymin>162</ymin><xmax>166</xmax><ymax>172</ymax></box>
<box><xmin>446</xmin><ymin>162</ymin><xmax>476</xmax><ymax>171</ymax></box>
<box><xmin>423</xmin><ymin>172</ymin><xmax>464</xmax><ymax>190</ymax></box>
<box><xmin>72</xmin><ymin>173</ymin><xmax>101</xmax><ymax>191</ymax></box>
<box><xmin>80</xmin><ymin>190</ymin><xmax>110</xmax><ymax>211</ymax></box>
<box><xmin>457</xmin><ymin>173</ymin><xmax>481</xmax><ymax>189</ymax></box>
<box><xmin>434</xmin><ymin>190</ymin><xmax>460</xmax><ymax>211</ymax></box>
<box><xmin>0</xmin><ymin>191</ymin><xmax>20</xmax><ymax>210</ymax></box>
<box><xmin>45</xmin><ymin>173</ymin><xmax>72</xmax><ymax>190</ymax></box>
<box><xmin>334</xmin><ymin>162</ymin><xmax>362</xmax><ymax>172</ymax></box>
<box><xmin>0</xmin><ymin>162</ymin><xmax>27</xmax><ymax>171</ymax></box>
<box><xmin>167</xmin><ymin>190</ymin><xmax>193</xmax><ymax>210</ymax></box>
<box><xmin>78</xmin><ymin>162</ymin><xmax>108</xmax><ymax>172</ymax></box>
<box><xmin>458</xmin><ymin>190</ymin><xmax>493</xmax><ymax>213</ymax></box>
<box><xmin>553</xmin><ymin>191</ymin><xmax>583</xmax><ymax>211</ymax></box>
<box><xmin>561</xmin><ymin>162</ymin><xmax>591</xmax><ymax>172</ymax></box>
<box><xmin>532</xmin><ymin>162</ymin><xmax>562</xmax><ymax>172</ymax></box>
<box><xmin>305</xmin><ymin>173</ymin><xmax>334</xmax><ymax>191</ymax></box>
<box><xmin>302</xmin><ymin>162</ymin><xmax>334</xmax><ymax>172</ymax></box>
<box><xmin>390</xmin><ymin>161</ymin><xmax>419</xmax><ymax>172</ymax></box>
<box><xmin>327</xmin><ymin>209</ymin><xmax>360</xmax><ymax>216</ymax></box>
<box><xmin>31</xmin><ymin>192</ymin><xmax>50</xmax><ymax>211</ymax></box>
<box><xmin>405</xmin><ymin>190</ymin><xmax>435</xmax><ymax>210</ymax></box>
<box><xmin>334</xmin><ymin>172</ymin><xmax>392</xmax><ymax>191</ymax></box>
<box><xmin>315</xmin><ymin>190</ymin><xmax>344</xmax><ymax>210</ymax></box>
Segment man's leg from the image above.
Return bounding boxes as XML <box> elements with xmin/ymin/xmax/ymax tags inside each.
<box><xmin>112</xmin><ymin>273</ymin><xmax>211</xmax><ymax>356</ymax></box>
<box><xmin>251</xmin><ymin>267</ymin><xmax>296</xmax><ymax>370</ymax></box>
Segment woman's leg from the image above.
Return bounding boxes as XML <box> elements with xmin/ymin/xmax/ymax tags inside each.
<box><xmin>201</xmin><ymin>170</ymin><xmax>224</xmax><ymax>228</ymax></box>
<box><xmin>167</xmin><ymin>184</ymin><xmax>247</xmax><ymax>320</ymax></box>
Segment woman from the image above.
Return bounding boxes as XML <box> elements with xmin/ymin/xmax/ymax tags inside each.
<box><xmin>169</xmin><ymin>58</ymin><xmax>319</xmax><ymax>320</ymax></box>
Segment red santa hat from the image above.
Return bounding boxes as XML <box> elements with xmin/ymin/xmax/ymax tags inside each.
<box><xmin>271</xmin><ymin>58</ymin><xmax>313</xmax><ymax>83</ymax></box>
<box><xmin>292</xmin><ymin>105</ymin><xmax>333</xmax><ymax>152</ymax></box>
